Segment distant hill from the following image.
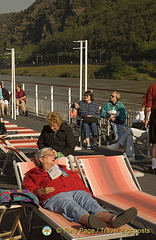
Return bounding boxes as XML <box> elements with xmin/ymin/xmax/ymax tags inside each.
<box><xmin>0</xmin><ymin>0</ymin><xmax>156</xmax><ymax>64</ymax></box>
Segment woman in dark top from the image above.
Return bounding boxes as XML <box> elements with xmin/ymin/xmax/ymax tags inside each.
<box><xmin>37</xmin><ymin>111</ymin><xmax>76</xmax><ymax>157</ymax></box>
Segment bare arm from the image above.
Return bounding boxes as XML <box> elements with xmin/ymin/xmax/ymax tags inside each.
<box><xmin>145</xmin><ymin>106</ymin><xmax>151</xmax><ymax>128</ymax></box>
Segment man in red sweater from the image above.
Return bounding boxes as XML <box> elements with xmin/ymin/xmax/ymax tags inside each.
<box><xmin>144</xmin><ymin>83</ymin><xmax>156</xmax><ymax>174</ymax></box>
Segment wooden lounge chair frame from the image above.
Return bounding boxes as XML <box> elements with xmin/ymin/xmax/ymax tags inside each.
<box><xmin>13</xmin><ymin>160</ymin><xmax>137</xmax><ymax>240</ymax></box>
<box><xmin>75</xmin><ymin>154</ymin><xmax>156</xmax><ymax>232</ymax></box>
<box><xmin>0</xmin><ymin>204</ymin><xmax>26</xmax><ymax>240</ymax></box>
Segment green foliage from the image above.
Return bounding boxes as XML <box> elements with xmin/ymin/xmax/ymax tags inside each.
<box><xmin>0</xmin><ymin>64</ymin><xmax>155</xmax><ymax>81</ymax></box>
<box><xmin>94</xmin><ymin>55</ymin><xmax>126</xmax><ymax>79</ymax></box>
<box><xmin>137</xmin><ymin>60</ymin><xmax>156</xmax><ymax>77</ymax></box>
<box><xmin>0</xmin><ymin>0</ymin><xmax>156</xmax><ymax>63</ymax></box>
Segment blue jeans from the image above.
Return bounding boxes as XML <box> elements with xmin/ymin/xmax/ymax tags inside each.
<box><xmin>82</xmin><ymin>122</ymin><xmax>98</xmax><ymax>138</ymax></box>
<box><xmin>111</xmin><ymin>122</ymin><xmax>126</xmax><ymax>141</ymax></box>
<box><xmin>42</xmin><ymin>190</ymin><xmax>105</xmax><ymax>223</ymax></box>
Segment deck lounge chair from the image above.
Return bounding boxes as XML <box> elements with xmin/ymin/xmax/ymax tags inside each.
<box><xmin>75</xmin><ymin>154</ymin><xmax>156</xmax><ymax>231</ymax></box>
<box><xmin>12</xmin><ymin>160</ymin><xmax>137</xmax><ymax>240</ymax></box>
<box><xmin>0</xmin><ymin>204</ymin><xmax>26</xmax><ymax>240</ymax></box>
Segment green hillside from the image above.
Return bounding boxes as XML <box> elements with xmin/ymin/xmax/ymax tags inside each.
<box><xmin>0</xmin><ymin>0</ymin><xmax>156</xmax><ymax>65</ymax></box>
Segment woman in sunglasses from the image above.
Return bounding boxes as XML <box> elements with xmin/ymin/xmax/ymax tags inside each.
<box><xmin>101</xmin><ymin>91</ymin><xmax>126</xmax><ymax>141</ymax></box>
<box><xmin>74</xmin><ymin>90</ymin><xmax>100</xmax><ymax>149</ymax></box>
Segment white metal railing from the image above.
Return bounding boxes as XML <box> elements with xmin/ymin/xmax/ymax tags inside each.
<box><xmin>3</xmin><ymin>80</ymin><xmax>140</xmax><ymax>124</ymax></box>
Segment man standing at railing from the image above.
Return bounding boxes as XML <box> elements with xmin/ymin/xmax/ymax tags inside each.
<box><xmin>144</xmin><ymin>83</ymin><xmax>156</xmax><ymax>174</ymax></box>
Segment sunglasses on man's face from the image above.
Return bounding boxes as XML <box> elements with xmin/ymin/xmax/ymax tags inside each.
<box><xmin>84</xmin><ymin>94</ymin><xmax>90</xmax><ymax>97</ymax></box>
<box><xmin>110</xmin><ymin>95</ymin><xmax>115</xmax><ymax>98</ymax></box>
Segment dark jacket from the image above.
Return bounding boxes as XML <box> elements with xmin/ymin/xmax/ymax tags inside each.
<box><xmin>2</xmin><ymin>88</ymin><xmax>9</xmax><ymax>101</ymax></box>
<box><xmin>37</xmin><ymin>122</ymin><xmax>76</xmax><ymax>156</ymax></box>
<box><xmin>23</xmin><ymin>165</ymin><xmax>91</xmax><ymax>203</ymax></box>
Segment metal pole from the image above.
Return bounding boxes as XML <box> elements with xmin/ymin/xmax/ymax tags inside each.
<box><xmin>11</xmin><ymin>50</ymin><xmax>14</xmax><ymax>120</ymax></box>
<box><xmin>68</xmin><ymin>88</ymin><xmax>71</xmax><ymax>122</ymax></box>
<box><xmin>35</xmin><ymin>84</ymin><xmax>38</xmax><ymax>116</ymax></box>
<box><xmin>85</xmin><ymin>40</ymin><xmax>88</xmax><ymax>92</ymax></box>
<box><xmin>13</xmin><ymin>49</ymin><xmax>16</xmax><ymax>120</ymax></box>
<box><xmin>11</xmin><ymin>48</ymin><xmax>16</xmax><ymax>120</ymax></box>
<box><xmin>50</xmin><ymin>86</ymin><xmax>54</xmax><ymax>112</ymax></box>
<box><xmin>80</xmin><ymin>41</ymin><xmax>83</xmax><ymax>100</ymax></box>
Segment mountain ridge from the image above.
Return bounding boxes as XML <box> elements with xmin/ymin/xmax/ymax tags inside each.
<box><xmin>0</xmin><ymin>0</ymin><xmax>156</xmax><ymax>64</ymax></box>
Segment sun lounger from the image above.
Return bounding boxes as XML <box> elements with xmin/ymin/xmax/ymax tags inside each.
<box><xmin>5</xmin><ymin>131</ymin><xmax>40</xmax><ymax>138</ymax></box>
<box><xmin>75</xmin><ymin>154</ymin><xmax>156</xmax><ymax>231</ymax></box>
<box><xmin>0</xmin><ymin>204</ymin><xmax>26</xmax><ymax>240</ymax></box>
<box><xmin>0</xmin><ymin>137</ymin><xmax>32</xmax><ymax>175</ymax></box>
<box><xmin>12</xmin><ymin>160</ymin><xmax>137</xmax><ymax>240</ymax></box>
<box><xmin>4</xmin><ymin>123</ymin><xmax>18</xmax><ymax>128</ymax></box>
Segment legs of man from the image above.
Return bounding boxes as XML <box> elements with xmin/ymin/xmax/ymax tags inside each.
<box><xmin>151</xmin><ymin>144</ymin><xmax>156</xmax><ymax>169</ymax></box>
<box><xmin>118</xmin><ymin>123</ymin><xmax>126</xmax><ymax>140</ymax></box>
<box><xmin>16</xmin><ymin>99</ymin><xmax>20</xmax><ymax>115</ymax></box>
<box><xmin>16</xmin><ymin>99</ymin><xmax>27</xmax><ymax>116</ymax></box>
<box><xmin>124</xmin><ymin>128</ymin><xmax>147</xmax><ymax>157</ymax></box>
<box><xmin>19</xmin><ymin>100</ymin><xmax>26</xmax><ymax>112</ymax></box>
<box><xmin>107</xmin><ymin>128</ymin><xmax>147</xmax><ymax>160</ymax></box>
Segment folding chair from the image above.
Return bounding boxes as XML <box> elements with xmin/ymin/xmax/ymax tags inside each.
<box><xmin>99</xmin><ymin>118</ymin><xmax>114</xmax><ymax>146</ymax></box>
<box><xmin>13</xmin><ymin>160</ymin><xmax>137</xmax><ymax>240</ymax></box>
<box><xmin>0</xmin><ymin>204</ymin><xmax>26</xmax><ymax>240</ymax></box>
<box><xmin>0</xmin><ymin>137</ymin><xmax>32</xmax><ymax>175</ymax></box>
<box><xmin>75</xmin><ymin>154</ymin><xmax>156</xmax><ymax>231</ymax></box>
<box><xmin>135</xmin><ymin>129</ymin><xmax>151</xmax><ymax>161</ymax></box>
<box><xmin>5</xmin><ymin>131</ymin><xmax>40</xmax><ymax>138</ymax></box>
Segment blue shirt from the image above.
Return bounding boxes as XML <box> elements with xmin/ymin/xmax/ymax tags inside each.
<box><xmin>78</xmin><ymin>100</ymin><xmax>100</xmax><ymax>118</ymax></box>
<box><xmin>0</xmin><ymin>89</ymin><xmax>3</xmax><ymax>99</ymax></box>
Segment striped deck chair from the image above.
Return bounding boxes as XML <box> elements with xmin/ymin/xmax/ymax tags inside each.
<box><xmin>12</xmin><ymin>160</ymin><xmax>137</xmax><ymax>240</ymax></box>
<box><xmin>75</xmin><ymin>154</ymin><xmax>156</xmax><ymax>231</ymax></box>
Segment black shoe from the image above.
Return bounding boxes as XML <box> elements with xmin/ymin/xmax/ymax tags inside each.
<box><xmin>92</xmin><ymin>144</ymin><xmax>98</xmax><ymax>149</ymax></box>
<box><xmin>143</xmin><ymin>167</ymin><xmax>156</xmax><ymax>175</ymax></box>
<box><xmin>112</xmin><ymin>207</ymin><xmax>137</xmax><ymax>228</ymax></box>
<box><xmin>86</xmin><ymin>145</ymin><xmax>91</xmax><ymax>150</ymax></box>
<box><xmin>24</xmin><ymin>110</ymin><xmax>28</xmax><ymax>116</ymax></box>
<box><xmin>88</xmin><ymin>215</ymin><xmax>106</xmax><ymax>230</ymax></box>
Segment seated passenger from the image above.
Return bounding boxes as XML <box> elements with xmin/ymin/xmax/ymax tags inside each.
<box><xmin>101</xmin><ymin>91</ymin><xmax>126</xmax><ymax>141</ymax></box>
<box><xmin>37</xmin><ymin>112</ymin><xmax>75</xmax><ymax>158</ymax></box>
<box><xmin>107</xmin><ymin>105</ymin><xmax>147</xmax><ymax>162</ymax></box>
<box><xmin>16</xmin><ymin>83</ymin><xmax>28</xmax><ymax>116</ymax></box>
<box><xmin>74</xmin><ymin>90</ymin><xmax>100</xmax><ymax>150</ymax></box>
<box><xmin>0</xmin><ymin>81</ymin><xmax>10</xmax><ymax>116</ymax></box>
<box><xmin>23</xmin><ymin>147</ymin><xmax>137</xmax><ymax>229</ymax></box>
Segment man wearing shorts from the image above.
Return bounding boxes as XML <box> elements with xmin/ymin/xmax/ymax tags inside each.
<box><xmin>144</xmin><ymin>83</ymin><xmax>156</xmax><ymax>174</ymax></box>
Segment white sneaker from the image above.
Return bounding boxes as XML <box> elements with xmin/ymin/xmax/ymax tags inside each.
<box><xmin>128</xmin><ymin>156</ymin><xmax>135</xmax><ymax>162</ymax></box>
<box><xmin>107</xmin><ymin>143</ymin><xmax>120</xmax><ymax>150</ymax></box>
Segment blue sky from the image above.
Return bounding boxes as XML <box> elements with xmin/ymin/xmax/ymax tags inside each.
<box><xmin>0</xmin><ymin>0</ymin><xmax>36</xmax><ymax>13</ymax></box>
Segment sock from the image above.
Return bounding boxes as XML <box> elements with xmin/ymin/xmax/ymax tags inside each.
<box><xmin>152</xmin><ymin>158</ymin><xmax>156</xmax><ymax>169</ymax></box>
